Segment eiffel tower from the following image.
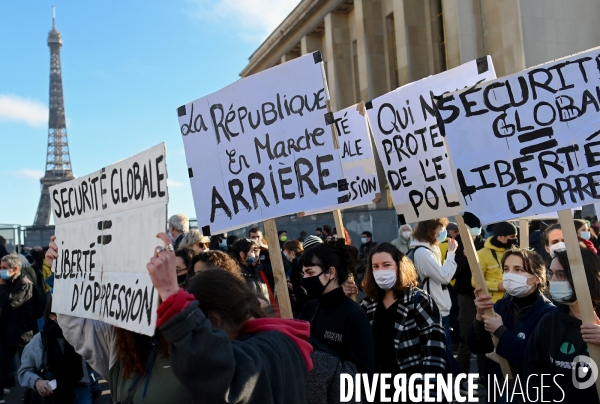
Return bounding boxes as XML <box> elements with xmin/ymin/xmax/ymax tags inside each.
<box><xmin>34</xmin><ymin>7</ymin><xmax>74</xmax><ymax>225</ymax></box>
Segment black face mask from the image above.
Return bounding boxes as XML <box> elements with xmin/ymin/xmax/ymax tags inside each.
<box><xmin>177</xmin><ymin>274</ymin><xmax>187</xmax><ymax>285</ymax></box>
<box><xmin>45</xmin><ymin>320</ymin><xmax>63</xmax><ymax>338</ymax></box>
<box><xmin>301</xmin><ymin>272</ymin><xmax>333</xmax><ymax>301</ymax></box>
<box><xmin>503</xmin><ymin>238</ymin><xmax>518</xmax><ymax>248</ymax></box>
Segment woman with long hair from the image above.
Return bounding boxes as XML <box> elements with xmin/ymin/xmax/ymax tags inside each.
<box><xmin>468</xmin><ymin>247</ymin><xmax>555</xmax><ymax>378</ymax></box>
<box><xmin>361</xmin><ymin>243</ymin><xmax>446</xmax><ymax>380</ymax></box>
<box><xmin>298</xmin><ymin>239</ymin><xmax>374</xmax><ymax>375</ymax></box>
<box><xmin>524</xmin><ymin>247</ymin><xmax>600</xmax><ymax>403</ymax></box>
<box><xmin>45</xmin><ymin>236</ymin><xmax>191</xmax><ymax>403</ymax></box>
<box><xmin>409</xmin><ymin>217</ymin><xmax>457</xmax><ymax>349</ymax></box>
<box><xmin>146</xmin><ymin>234</ymin><xmax>312</xmax><ymax>404</ymax></box>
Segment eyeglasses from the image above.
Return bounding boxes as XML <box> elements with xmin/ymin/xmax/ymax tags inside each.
<box><xmin>546</xmin><ymin>269</ymin><xmax>567</xmax><ymax>281</ymax></box>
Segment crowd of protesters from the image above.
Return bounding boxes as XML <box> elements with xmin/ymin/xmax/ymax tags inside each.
<box><xmin>1</xmin><ymin>213</ymin><xmax>600</xmax><ymax>403</ymax></box>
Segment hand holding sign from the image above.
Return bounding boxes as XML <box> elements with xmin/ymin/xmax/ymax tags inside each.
<box><xmin>474</xmin><ymin>287</ymin><xmax>495</xmax><ymax>321</ymax></box>
<box><xmin>45</xmin><ymin>235</ymin><xmax>58</xmax><ymax>267</ymax></box>
<box><xmin>146</xmin><ymin>233</ymin><xmax>179</xmax><ymax>302</ymax></box>
<box><xmin>581</xmin><ymin>312</ymin><xmax>600</xmax><ymax>345</ymax></box>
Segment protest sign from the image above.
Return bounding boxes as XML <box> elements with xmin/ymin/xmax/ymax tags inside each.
<box><xmin>50</xmin><ymin>143</ymin><xmax>167</xmax><ymax>336</ymax></box>
<box><xmin>177</xmin><ymin>52</ymin><xmax>344</xmax><ymax>235</ymax></box>
<box><xmin>440</xmin><ymin>47</ymin><xmax>600</xmax><ymax>224</ymax></box>
<box><xmin>367</xmin><ymin>57</ymin><xmax>496</xmax><ymax>223</ymax></box>
<box><xmin>304</xmin><ymin>102</ymin><xmax>380</xmax><ymax>214</ymax></box>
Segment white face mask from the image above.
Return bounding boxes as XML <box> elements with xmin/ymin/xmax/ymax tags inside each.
<box><xmin>580</xmin><ymin>231</ymin><xmax>591</xmax><ymax>240</ymax></box>
<box><xmin>401</xmin><ymin>231</ymin><xmax>411</xmax><ymax>239</ymax></box>
<box><xmin>549</xmin><ymin>242</ymin><xmax>566</xmax><ymax>258</ymax></box>
<box><xmin>373</xmin><ymin>269</ymin><xmax>397</xmax><ymax>290</ymax></box>
<box><xmin>549</xmin><ymin>281</ymin><xmax>575</xmax><ymax>304</ymax></box>
<box><xmin>502</xmin><ymin>272</ymin><xmax>534</xmax><ymax>297</ymax></box>
<box><xmin>469</xmin><ymin>227</ymin><xmax>482</xmax><ymax>237</ymax></box>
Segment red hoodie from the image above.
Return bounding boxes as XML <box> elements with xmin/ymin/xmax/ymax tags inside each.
<box><xmin>578</xmin><ymin>237</ymin><xmax>598</xmax><ymax>254</ymax></box>
<box><xmin>157</xmin><ymin>289</ymin><xmax>313</xmax><ymax>371</ymax></box>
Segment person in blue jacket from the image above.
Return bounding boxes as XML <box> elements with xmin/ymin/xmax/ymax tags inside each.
<box><xmin>468</xmin><ymin>247</ymin><xmax>556</xmax><ymax>378</ymax></box>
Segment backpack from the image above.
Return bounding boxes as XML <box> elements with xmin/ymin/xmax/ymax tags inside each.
<box><xmin>406</xmin><ymin>245</ymin><xmax>431</xmax><ymax>294</ymax></box>
<box><xmin>414</xmin><ymin>291</ymin><xmax>461</xmax><ymax>376</ymax></box>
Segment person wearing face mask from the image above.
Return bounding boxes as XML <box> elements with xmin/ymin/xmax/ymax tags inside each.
<box><xmin>298</xmin><ymin>240</ymin><xmax>374</xmax><ymax>376</ymax></box>
<box><xmin>278</xmin><ymin>230</ymin><xmax>288</xmax><ymax>251</ymax></box>
<box><xmin>231</xmin><ymin>238</ymin><xmax>278</xmax><ymax>312</ymax></box>
<box><xmin>543</xmin><ymin>223</ymin><xmax>566</xmax><ymax>263</ymax></box>
<box><xmin>408</xmin><ymin>218</ymin><xmax>458</xmax><ymax>350</ymax></box>
<box><xmin>19</xmin><ymin>296</ymin><xmax>92</xmax><ymax>403</ymax></box>
<box><xmin>358</xmin><ymin>231</ymin><xmax>375</xmax><ymax>262</ymax></box>
<box><xmin>175</xmin><ymin>248</ymin><xmax>194</xmax><ymax>285</ymax></box>
<box><xmin>524</xmin><ymin>247</ymin><xmax>600</xmax><ymax>403</ymax></box>
<box><xmin>0</xmin><ymin>254</ymin><xmax>36</xmax><ymax>404</ymax></box>
<box><xmin>574</xmin><ymin>219</ymin><xmax>598</xmax><ymax>254</ymax></box>
<box><xmin>473</xmin><ymin>221</ymin><xmax>518</xmax><ymax>304</ymax></box>
<box><xmin>360</xmin><ymin>242</ymin><xmax>446</xmax><ymax>401</ymax></box>
<box><xmin>468</xmin><ymin>248</ymin><xmax>555</xmax><ymax>381</ymax></box>
<box><xmin>391</xmin><ymin>224</ymin><xmax>412</xmax><ymax>254</ymax></box>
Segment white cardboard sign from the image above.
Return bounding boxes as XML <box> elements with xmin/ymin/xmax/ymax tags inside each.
<box><xmin>50</xmin><ymin>143</ymin><xmax>167</xmax><ymax>336</ymax></box>
<box><xmin>441</xmin><ymin>47</ymin><xmax>600</xmax><ymax>224</ymax></box>
<box><xmin>177</xmin><ymin>52</ymin><xmax>344</xmax><ymax>234</ymax></box>
<box><xmin>304</xmin><ymin>102</ymin><xmax>380</xmax><ymax>214</ymax></box>
<box><xmin>367</xmin><ymin>57</ymin><xmax>496</xmax><ymax>223</ymax></box>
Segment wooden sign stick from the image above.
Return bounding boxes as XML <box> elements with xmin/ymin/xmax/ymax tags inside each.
<box><xmin>263</xmin><ymin>219</ymin><xmax>293</xmax><ymax>319</ymax></box>
<box><xmin>519</xmin><ymin>219</ymin><xmax>529</xmax><ymax>249</ymax></box>
<box><xmin>557</xmin><ymin>209</ymin><xmax>600</xmax><ymax>398</ymax></box>
<box><xmin>456</xmin><ymin>215</ymin><xmax>513</xmax><ymax>379</ymax></box>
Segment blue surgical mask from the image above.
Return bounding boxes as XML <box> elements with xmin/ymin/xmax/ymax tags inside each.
<box><xmin>246</xmin><ymin>256</ymin><xmax>256</xmax><ymax>266</ymax></box>
<box><xmin>436</xmin><ymin>228</ymin><xmax>447</xmax><ymax>243</ymax></box>
<box><xmin>220</xmin><ymin>240</ymin><xmax>227</xmax><ymax>248</ymax></box>
<box><xmin>361</xmin><ymin>237</ymin><xmax>368</xmax><ymax>244</ymax></box>
<box><xmin>0</xmin><ymin>270</ymin><xmax>10</xmax><ymax>280</ymax></box>
<box><xmin>580</xmin><ymin>231</ymin><xmax>591</xmax><ymax>240</ymax></box>
<box><xmin>469</xmin><ymin>227</ymin><xmax>482</xmax><ymax>237</ymax></box>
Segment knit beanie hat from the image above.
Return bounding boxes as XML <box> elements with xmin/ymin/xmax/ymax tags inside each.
<box><xmin>494</xmin><ymin>221</ymin><xmax>517</xmax><ymax>237</ymax></box>
<box><xmin>303</xmin><ymin>235</ymin><xmax>323</xmax><ymax>250</ymax></box>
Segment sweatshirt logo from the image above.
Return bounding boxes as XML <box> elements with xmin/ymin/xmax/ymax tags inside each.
<box><xmin>324</xmin><ymin>330</ymin><xmax>343</xmax><ymax>343</ymax></box>
<box><xmin>560</xmin><ymin>342</ymin><xmax>575</xmax><ymax>355</ymax></box>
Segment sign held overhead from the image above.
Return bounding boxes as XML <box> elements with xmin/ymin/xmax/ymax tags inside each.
<box><xmin>440</xmin><ymin>47</ymin><xmax>600</xmax><ymax>224</ymax></box>
<box><xmin>367</xmin><ymin>57</ymin><xmax>496</xmax><ymax>223</ymax></box>
<box><xmin>178</xmin><ymin>52</ymin><xmax>344</xmax><ymax>234</ymax></box>
<box><xmin>50</xmin><ymin>143</ymin><xmax>168</xmax><ymax>336</ymax></box>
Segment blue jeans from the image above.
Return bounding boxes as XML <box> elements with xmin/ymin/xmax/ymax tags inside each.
<box><xmin>74</xmin><ymin>384</ymin><xmax>93</xmax><ymax>404</ymax></box>
<box><xmin>442</xmin><ymin>315</ymin><xmax>453</xmax><ymax>352</ymax></box>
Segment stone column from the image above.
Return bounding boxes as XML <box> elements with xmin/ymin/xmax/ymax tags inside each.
<box><xmin>353</xmin><ymin>0</ymin><xmax>387</xmax><ymax>101</ymax></box>
<box><xmin>323</xmin><ymin>12</ymin><xmax>354</xmax><ymax>111</ymax></box>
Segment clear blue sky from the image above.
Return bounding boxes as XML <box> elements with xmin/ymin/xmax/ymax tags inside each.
<box><xmin>0</xmin><ymin>0</ymin><xmax>300</xmax><ymax>226</ymax></box>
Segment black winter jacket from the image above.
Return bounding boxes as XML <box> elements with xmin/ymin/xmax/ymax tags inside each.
<box><xmin>0</xmin><ymin>273</ymin><xmax>36</xmax><ymax>346</ymax></box>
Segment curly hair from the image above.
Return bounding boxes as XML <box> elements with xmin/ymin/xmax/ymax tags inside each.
<box><xmin>114</xmin><ymin>328</ymin><xmax>169</xmax><ymax>379</ymax></box>
<box><xmin>501</xmin><ymin>247</ymin><xmax>548</xmax><ymax>295</ymax></box>
<box><xmin>412</xmin><ymin>218</ymin><xmax>449</xmax><ymax>245</ymax></box>
<box><xmin>362</xmin><ymin>242</ymin><xmax>418</xmax><ymax>299</ymax></box>
<box><xmin>188</xmin><ymin>250</ymin><xmax>243</xmax><ymax>282</ymax></box>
